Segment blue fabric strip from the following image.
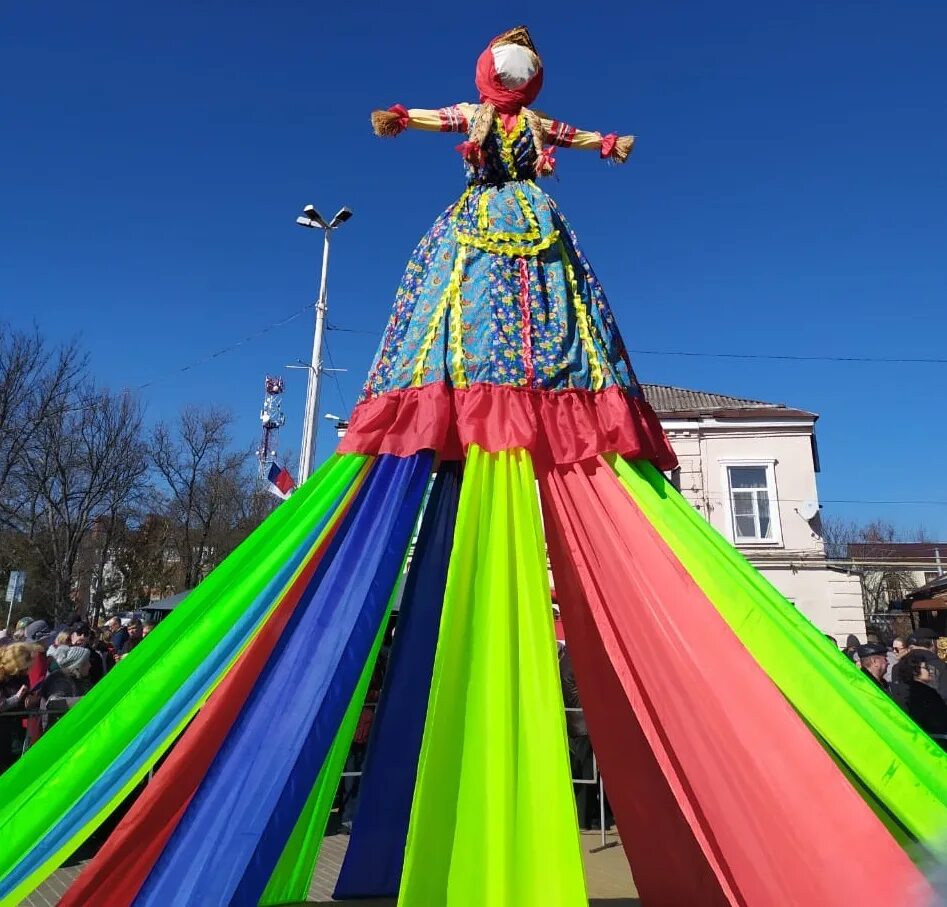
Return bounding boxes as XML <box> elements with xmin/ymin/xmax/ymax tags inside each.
<box><xmin>135</xmin><ymin>453</ymin><xmax>432</xmax><ymax>907</ymax></box>
<box><xmin>0</xmin><ymin>486</ymin><xmax>349</xmax><ymax>901</ymax></box>
<box><xmin>333</xmin><ymin>462</ymin><xmax>460</xmax><ymax>899</ymax></box>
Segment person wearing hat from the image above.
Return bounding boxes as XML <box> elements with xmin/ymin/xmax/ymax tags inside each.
<box><xmin>12</xmin><ymin>616</ymin><xmax>33</xmax><ymax>641</ymax></box>
<box><xmin>893</xmin><ymin>627</ymin><xmax>947</xmax><ymax>703</ymax></box>
<box><xmin>24</xmin><ymin>620</ymin><xmax>55</xmax><ymax>649</ymax></box>
<box><xmin>857</xmin><ymin>643</ymin><xmax>891</xmax><ymax>694</ymax></box>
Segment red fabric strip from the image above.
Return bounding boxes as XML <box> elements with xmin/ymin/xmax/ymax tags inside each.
<box><xmin>543</xmin><ymin>509</ymin><xmax>735</xmax><ymax>906</ymax></box>
<box><xmin>517</xmin><ymin>258</ymin><xmax>535</xmax><ymax>386</ymax></box>
<box><xmin>338</xmin><ymin>382</ymin><xmax>678</xmax><ymax>470</ymax></box>
<box><xmin>59</xmin><ymin>490</ymin><xmax>359</xmax><ymax>907</ymax></box>
<box><xmin>537</xmin><ymin>458</ymin><xmax>928</xmax><ymax>906</ymax></box>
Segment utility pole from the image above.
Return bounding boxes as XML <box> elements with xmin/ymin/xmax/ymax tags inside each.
<box><xmin>294</xmin><ymin>204</ymin><xmax>353</xmax><ymax>484</ymax></box>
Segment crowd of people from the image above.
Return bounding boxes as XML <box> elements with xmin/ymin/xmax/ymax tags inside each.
<box><xmin>2</xmin><ymin>606</ymin><xmax>945</xmax><ymax>831</ymax></box>
<box><xmin>842</xmin><ymin>627</ymin><xmax>947</xmax><ymax>743</ymax></box>
<box><xmin>0</xmin><ymin>614</ymin><xmax>154</xmax><ymax>770</ymax></box>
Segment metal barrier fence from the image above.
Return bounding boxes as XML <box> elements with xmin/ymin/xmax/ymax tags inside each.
<box><xmin>1</xmin><ymin>701</ymin><xmax>612</xmax><ymax>844</ymax></box>
<box><xmin>11</xmin><ymin>701</ymin><xmax>944</xmax><ymax>854</ymax></box>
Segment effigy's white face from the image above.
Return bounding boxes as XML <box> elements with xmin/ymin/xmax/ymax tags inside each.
<box><xmin>491</xmin><ymin>43</ymin><xmax>540</xmax><ymax>89</ymax></box>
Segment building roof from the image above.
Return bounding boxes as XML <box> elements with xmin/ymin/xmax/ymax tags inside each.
<box><xmin>641</xmin><ymin>384</ymin><xmax>816</xmax><ymax>420</ymax></box>
<box><xmin>848</xmin><ymin>542</ymin><xmax>947</xmax><ymax>564</ymax></box>
<box><xmin>906</xmin><ymin>572</ymin><xmax>947</xmax><ymax>603</ymax></box>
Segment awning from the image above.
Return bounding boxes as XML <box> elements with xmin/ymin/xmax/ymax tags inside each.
<box><xmin>145</xmin><ymin>590</ymin><xmax>191</xmax><ymax>612</ymax></box>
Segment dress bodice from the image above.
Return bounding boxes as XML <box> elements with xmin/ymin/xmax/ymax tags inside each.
<box><xmin>464</xmin><ymin>114</ymin><xmax>536</xmax><ymax>185</ymax></box>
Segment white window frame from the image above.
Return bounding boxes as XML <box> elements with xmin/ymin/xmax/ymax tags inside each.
<box><xmin>719</xmin><ymin>459</ymin><xmax>783</xmax><ymax>547</ymax></box>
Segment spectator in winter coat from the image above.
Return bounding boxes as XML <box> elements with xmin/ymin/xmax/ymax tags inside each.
<box><xmin>893</xmin><ymin>629</ymin><xmax>947</xmax><ymax>703</ymax></box>
<box><xmin>0</xmin><ymin>643</ymin><xmax>43</xmax><ymax>770</ymax></box>
<box><xmin>559</xmin><ymin>644</ymin><xmax>611</xmax><ymax>830</ymax></box>
<box><xmin>44</xmin><ymin>645</ymin><xmax>93</xmax><ymax>699</ymax></box>
<box><xmin>0</xmin><ymin>643</ymin><xmax>42</xmax><ymax>701</ymax></box>
<box><xmin>901</xmin><ymin>652</ymin><xmax>947</xmax><ymax>748</ymax></box>
<box><xmin>107</xmin><ymin>617</ymin><xmax>129</xmax><ymax>654</ymax></box>
<box><xmin>843</xmin><ymin>634</ymin><xmax>861</xmax><ymax>662</ymax></box>
<box><xmin>857</xmin><ymin>643</ymin><xmax>890</xmax><ymax>694</ymax></box>
<box><xmin>119</xmin><ymin>620</ymin><xmax>144</xmax><ymax>658</ymax></box>
<box><xmin>70</xmin><ymin>623</ymin><xmax>107</xmax><ymax>684</ymax></box>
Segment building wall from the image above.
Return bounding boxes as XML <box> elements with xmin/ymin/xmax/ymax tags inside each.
<box><xmin>663</xmin><ymin>417</ymin><xmax>865</xmax><ymax>642</ymax></box>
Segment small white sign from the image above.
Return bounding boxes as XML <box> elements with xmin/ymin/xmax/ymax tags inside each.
<box><xmin>5</xmin><ymin>571</ymin><xmax>25</xmax><ymax>604</ymax></box>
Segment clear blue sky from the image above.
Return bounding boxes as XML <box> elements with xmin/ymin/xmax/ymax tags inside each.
<box><xmin>2</xmin><ymin>2</ymin><xmax>946</xmax><ymax>534</ymax></box>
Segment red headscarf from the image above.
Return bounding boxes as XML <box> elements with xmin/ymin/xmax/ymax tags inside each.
<box><xmin>475</xmin><ymin>37</ymin><xmax>543</xmax><ymax>114</ymax></box>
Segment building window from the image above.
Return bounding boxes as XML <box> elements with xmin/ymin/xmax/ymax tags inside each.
<box><xmin>726</xmin><ymin>464</ymin><xmax>778</xmax><ymax>543</ymax></box>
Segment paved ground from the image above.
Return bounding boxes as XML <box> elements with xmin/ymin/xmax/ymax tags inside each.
<box><xmin>305</xmin><ymin>829</ymin><xmax>638</xmax><ymax>905</ymax></box>
<box><xmin>22</xmin><ymin>829</ymin><xmax>638</xmax><ymax>905</ymax></box>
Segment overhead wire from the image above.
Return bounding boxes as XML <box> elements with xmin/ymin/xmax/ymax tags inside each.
<box><xmin>47</xmin><ymin>312</ymin><xmax>946</xmax><ymax>507</ymax></box>
<box><xmin>323</xmin><ymin>337</ymin><xmax>350</xmax><ymax>415</ymax></box>
<box><xmin>135</xmin><ymin>303</ymin><xmax>315</xmax><ymax>391</ymax></box>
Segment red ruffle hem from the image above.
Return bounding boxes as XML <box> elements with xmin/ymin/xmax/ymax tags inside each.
<box><xmin>338</xmin><ymin>382</ymin><xmax>678</xmax><ymax>470</ymax></box>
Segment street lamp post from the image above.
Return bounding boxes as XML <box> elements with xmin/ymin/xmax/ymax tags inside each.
<box><xmin>295</xmin><ymin>204</ymin><xmax>353</xmax><ymax>484</ymax></box>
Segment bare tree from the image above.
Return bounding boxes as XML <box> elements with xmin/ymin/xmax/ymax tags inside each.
<box><xmin>0</xmin><ymin>325</ymin><xmax>85</xmax><ymax>530</ymax></box>
<box><xmin>823</xmin><ymin>514</ymin><xmax>930</xmax><ymax>621</ymax></box>
<box><xmin>22</xmin><ymin>387</ymin><xmax>148</xmax><ymax>620</ymax></box>
<box><xmin>151</xmin><ymin>406</ymin><xmax>254</xmax><ymax>591</ymax></box>
<box><xmin>819</xmin><ymin>514</ymin><xmax>860</xmax><ymax>560</ymax></box>
<box><xmin>107</xmin><ymin>512</ymin><xmax>179</xmax><ymax>609</ymax></box>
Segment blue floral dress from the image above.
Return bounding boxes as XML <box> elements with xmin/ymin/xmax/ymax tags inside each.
<box><xmin>342</xmin><ymin>108</ymin><xmax>675</xmax><ymax>469</ymax></box>
<box><xmin>363</xmin><ymin>112</ymin><xmax>640</xmax><ymax>398</ymax></box>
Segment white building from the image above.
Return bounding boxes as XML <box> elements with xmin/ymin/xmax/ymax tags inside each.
<box><xmin>644</xmin><ymin>384</ymin><xmax>865</xmax><ymax>642</ymax></box>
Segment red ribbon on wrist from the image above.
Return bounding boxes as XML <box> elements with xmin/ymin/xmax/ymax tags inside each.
<box><xmin>600</xmin><ymin>132</ymin><xmax>618</xmax><ymax>159</ymax></box>
<box><xmin>389</xmin><ymin>104</ymin><xmax>410</xmax><ymax>133</ymax></box>
<box><xmin>537</xmin><ymin>145</ymin><xmax>557</xmax><ymax>175</ymax></box>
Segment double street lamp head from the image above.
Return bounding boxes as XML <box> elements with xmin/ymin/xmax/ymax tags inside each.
<box><xmin>297</xmin><ymin>204</ymin><xmax>353</xmax><ymax>230</ymax></box>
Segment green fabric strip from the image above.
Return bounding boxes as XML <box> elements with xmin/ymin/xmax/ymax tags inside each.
<box><xmin>399</xmin><ymin>447</ymin><xmax>587</xmax><ymax>907</ymax></box>
<box><xmin>0</xmin><ymin>453</ymin><xmax>367</xmax><ymax>895</ymax></box>
<box><xmin>611</xmin><ymin>456</ymin><xmax>947</xmax><ymax>854</ymax></box>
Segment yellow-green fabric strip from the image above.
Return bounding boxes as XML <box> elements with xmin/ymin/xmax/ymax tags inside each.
<box><xmin>611</xmin><ymin>456</ymin><xmax>947</xmax><ymax>855</ymax></box>
<box><xmin>399</xmin><ymin>446</ymin><xmax>587</xmax><ymax>907</ymax></box>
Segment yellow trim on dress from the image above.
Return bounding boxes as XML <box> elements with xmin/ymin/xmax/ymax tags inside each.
<box><xmin>448</xmin><ymin>248</ymin><xmax>469</xmax><ymax>388</ymax></box>
<box><xmin>496</xmin><ymin>113</ymin><xmax>526</xmax><ymax>176</ymax></box>
<box><xmin>457</xmin><ymin>228</ymin><xmax>560</xmax><ymax>258</ymax></box>
<box><xmin>411</xmin><ymin>247</ymin><xmax>469</xmax><ymax>387</ymax></box>
<box><xmin>560</xmin><ymin>241</ymin><xmax>604</xmax><ymax>390</ymax></box>
<box><xmin>451</xmin><ymin>114</ymin><xmax>549</xmax><ymax>254</ymax></box>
